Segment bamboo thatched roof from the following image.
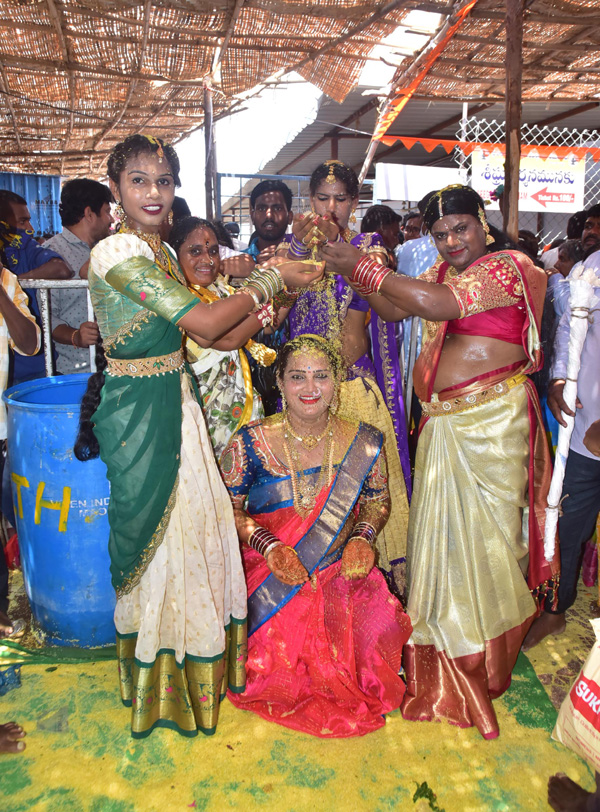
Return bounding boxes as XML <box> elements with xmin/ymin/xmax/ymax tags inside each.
<box><xmin>0</xmin><ymin>0</ymin><xmax>598</xmax><ymax>177</ymax></box>
<box><xmin>0</xmin><ymin>0</ymin><xmax>413</xmax><ymax>176</ymax></box>
<box><xmin>399</xmin><ymin>0</ymin><xmax>600</xmax><ymax>106</ymax></box>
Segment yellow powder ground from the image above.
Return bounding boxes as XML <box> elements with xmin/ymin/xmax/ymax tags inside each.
<box><xmin>1</xmin><ymin>575</ymin><xmax>597</xmax><ymax>812</ymax></box>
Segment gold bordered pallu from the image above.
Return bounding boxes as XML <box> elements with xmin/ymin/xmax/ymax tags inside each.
<box><xmin>117</xmin><ymin>620</ymin><xmax>247</xmax><ymax>738</ymax></box>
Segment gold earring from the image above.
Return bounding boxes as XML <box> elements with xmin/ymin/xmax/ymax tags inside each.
<box><xmin>349</xmin><ymin>210</ymin><xmax>356</xmax><ymax>226</ymax></box>
<box><xmin>329</xmin><ymin>388</ymin><xmax>339</xmax><ymax>415</ymax></box>
<box><xmin>280</xmin><ymin>392</ymin><xmax>287</xmax><ymax>413</ymax></box>
<box><xmin>168</xmin><ymin>210</ymin><xmax>174</xmax><ymax>226</ymax></box>
<box><xmin>115</xmin><ymin>201</ymin><xmax>125</xmax><ymax>221</ymax></box>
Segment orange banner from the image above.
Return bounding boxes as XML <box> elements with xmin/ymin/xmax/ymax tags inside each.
<box><xmin>373</xmin><ymin>0</ymin><xmax>480</xmax><ymax>141</ymax></box>
<box><xmin>378</xmin><ymin>135</ymin><xmax>600</xmax><ymax>162</ymax></box>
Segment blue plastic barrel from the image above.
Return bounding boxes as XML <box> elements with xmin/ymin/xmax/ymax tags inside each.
<box><xmin>3</xmin><ymin>374</ymin><xmax>115</xmax><ymax>647</ymax></box>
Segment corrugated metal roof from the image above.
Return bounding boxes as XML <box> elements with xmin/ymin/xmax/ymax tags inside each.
<box><xmin>220</xmin><ymin>93</ymin><xmax>599</xmax><ymax>216</ymax></box>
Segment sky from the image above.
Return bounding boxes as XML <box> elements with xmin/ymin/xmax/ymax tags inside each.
<box><xmin>176</xmin><ymin>76</ymin><xmax>323</xmax><ymax>218</ymax></box>
<box><xmin>176</xmin><ymin>11</ymin><xmax>442</xmax><ymax>219</ymax></box>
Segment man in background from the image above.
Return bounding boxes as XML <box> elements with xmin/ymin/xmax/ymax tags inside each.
<box><xmin>43</xmin><ymin>179</ymin><xmax>114</xmax><ymax>375</ymax></box>
<box><xmin>0</xmin><ymin>260</ymin><xmax>40</xmax><ymax>636</ymax></box>
<box><xmin>524</xmin><ymin>203</ymin><xmax>600</xmax><ymax>651</ymax></box>
<box><xmin>244</xmin><ymin>180</ymin><xmax>293</xmax><ymax>264</ymax></box>
<box><xmin>0</xmin><ymin>190</ymin><xmax>71</xmax><ymax>384</ymax></box>
<box><xmin>402</xmin><ymin>211</ymin><xmax>424</xmax><ymax>242</ymax></box>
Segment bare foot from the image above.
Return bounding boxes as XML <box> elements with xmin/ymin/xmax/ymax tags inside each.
<box><xmin>0</xmin><ymin>611</ymin><xmax>25</xmax><ymax>640</ymax></box>
<box><xmin>0</xmin><ymin>610</ymin><xmax>13</xmax><ymax>637</ymax></box>
<box><xmin>522</xmin><ymin>612</ymin><xmax>566</xmax><ymax>652</ymax></box>
<box><xmin>0</xmin><ymin>722</ymin><xmax>26</xmax><ymax>754</ymax></box>
<box><xmin>548</xmin><ymin>773</ymin><xmax>600</xmax><ymax>811</ymax></box>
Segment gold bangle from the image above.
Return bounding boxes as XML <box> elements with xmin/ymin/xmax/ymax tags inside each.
<box><xmin>239</xmin><ymin>286</ymin><xmax>262</xmax><ymax>312</ymax></box>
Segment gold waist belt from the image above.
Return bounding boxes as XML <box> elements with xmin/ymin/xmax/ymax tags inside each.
<box><xmin>106</xmin><ymin>348</ymin><xmax>185</xmax><ymax>378</ymax></box>
<box><xmin>421</xmin><ymin>372</ymin><xmax>527</xmax><ymax>417</ymax></box>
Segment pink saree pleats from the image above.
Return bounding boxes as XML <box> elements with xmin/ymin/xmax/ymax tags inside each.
<box><xmin>229</xmin><ymin>560</ymin><xmax>411</xmax><ymax>737</ymax></box>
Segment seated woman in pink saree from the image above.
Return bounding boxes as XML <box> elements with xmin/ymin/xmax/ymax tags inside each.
<box><xmin>220</xmin><ymin>334</ymin><xmax>412</xmax><ymax>738</ymax></box>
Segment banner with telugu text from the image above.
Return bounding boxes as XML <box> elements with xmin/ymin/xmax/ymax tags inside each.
<box><xmin>471</xmin><ymin>146</ymin><xmax>586</xmax><ymax>213</ymax></box>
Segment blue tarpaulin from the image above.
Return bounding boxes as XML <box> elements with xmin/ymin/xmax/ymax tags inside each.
<box><xmin>0</xmin><ymin>172</ymin><xmax>61</xmax><ymax>238</ymax></box>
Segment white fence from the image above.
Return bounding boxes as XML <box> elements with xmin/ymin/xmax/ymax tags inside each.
<box><xmin>20</xmin><ymin>279</ymin><xmax>96</xmax><ymax>375</ymax></box>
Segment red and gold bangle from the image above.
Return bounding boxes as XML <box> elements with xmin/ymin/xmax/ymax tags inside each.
<box><xmin>248</xmin><ymin>526</ymin><xmax>282</xmax><ymax>558</ymax></box>
<box><xmin>350</xmin><ymin>256</ymin><xmax>392</xmax><ymax>297</ymax></box>
<box><xmin>71</xmin><ymin>328</ymin><xmax>81</xmax><ymax>348</ymax></box>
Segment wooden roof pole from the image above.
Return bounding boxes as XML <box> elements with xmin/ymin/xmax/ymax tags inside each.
<box><xmin>45</xmin><ymin>0</ymin><xmax>75</xmax><ymax>174</ymax></box>
<box><xmin>204</xmin><ymin>81</ymin><xmax>217</xmax><ymax>221</ymax></box>
<box><xmin>207</xmin><ymin>0</ymin><xmax>246</xmax><ymax>222</ymax></box>
<box><xmin>357</xmin><ymin>0</ymin><xmax>481</xmax><ymax>186</ymax></box>
<box><xmin>212</xmin><ymin>0</ymin><xmax>245</xmax><ymax>77</ymax></box>
<box><xmin>503</xmin><ymin>0</ymin><xmax>523</xmax><ymax>242</ymax></box>
<box><xmin>0</xmin><ymin>61</ymin><xmax>22</xmax><ymax>154</ymax></box>
<box><xmin>92</xmin><ymin>0</ymin><xmax>152</xmax><ymax>158</ymax></box>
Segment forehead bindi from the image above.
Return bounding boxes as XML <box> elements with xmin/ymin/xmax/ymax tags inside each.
<box><xmin>432</xmin><ymin>215</ymin><xmax>475</xmax><ymax>233</ymax></box>
<box><xmin>186</xmin><ymin>228</ymin><xmax>217</xmax><ymax>247</ymax></box>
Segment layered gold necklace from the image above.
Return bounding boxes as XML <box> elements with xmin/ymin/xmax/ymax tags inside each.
<box><xmin>283</xmin><ymin>416</ymin><xmax>335</xmax><ymax>519</ymax></box>
<box><xmin>119</xmin><ymin>221</ymin><xmax>186</xmax><ymax>285</ymax></box>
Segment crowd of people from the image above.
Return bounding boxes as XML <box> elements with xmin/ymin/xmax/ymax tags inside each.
<box><xmin>0</xmin><ymin>137</ymin><xmax>598</xmax><ymax>807</ymax></box>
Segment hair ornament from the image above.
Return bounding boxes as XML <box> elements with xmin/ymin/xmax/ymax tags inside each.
<box><xmin>143</xmin><ymin>135</ymin><xmax>165</xmax><ymax>162</ymax></box>
<box><xmin>477</xmin><ymin>206</ymin><xmax>494</xmax><ymax>245</ymax></box>
<box><xmin>323</xmin><ymin>159</ymin><xmax>344</xmax><ymax>185</ymax></box>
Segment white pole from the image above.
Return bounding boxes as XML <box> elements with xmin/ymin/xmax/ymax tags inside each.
<box><xmin>544</xmin><ymin>263</ymin><xmax>600</xmax><ymax>562</ymax></box>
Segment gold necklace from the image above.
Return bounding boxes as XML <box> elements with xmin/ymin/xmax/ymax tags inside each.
<box><xmin>118</xmin><ymin>221</ymin><xmax>186</xmax><ymax>285</ymax></box>
<box><xmin>284</xmin><ymin>413</ymin><xmax>330</xmax><ymax>450</ymax></box>
<box><xmin>283</xmin><ymin>419</ymin><xmax>335</xmax><ymax>518</ymax></box>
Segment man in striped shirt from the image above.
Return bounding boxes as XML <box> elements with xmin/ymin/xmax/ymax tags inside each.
<box><xmin>0</xmin><ymin>263</ymin><xmax>40</xmax><ymax>637</ymax></box>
